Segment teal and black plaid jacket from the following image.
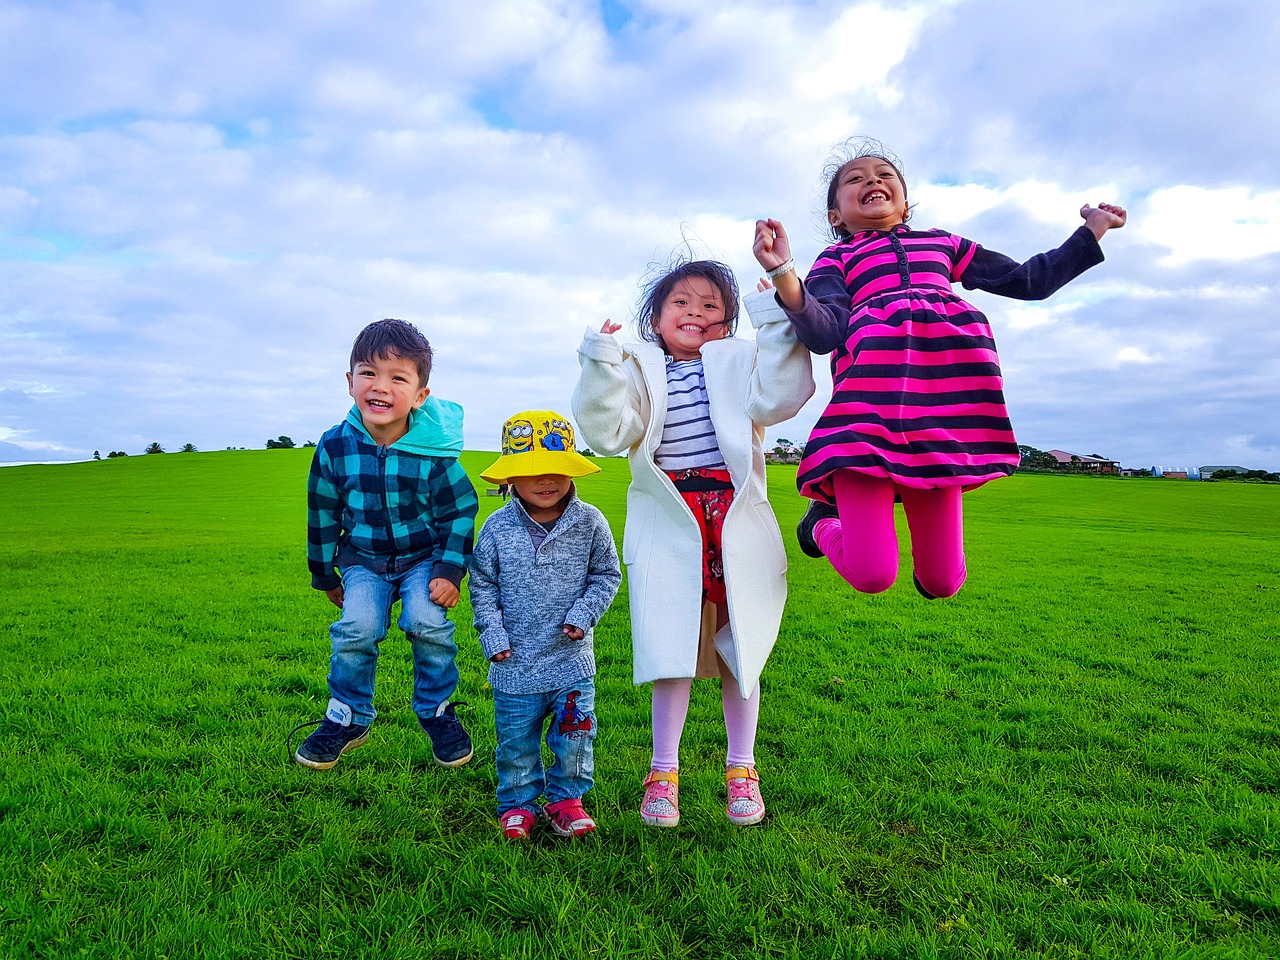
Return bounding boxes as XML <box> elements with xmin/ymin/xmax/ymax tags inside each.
<box><xmin>307</xmin><ymin>399</ymin><xmax>478</xmax><ymax>592</ymax></box>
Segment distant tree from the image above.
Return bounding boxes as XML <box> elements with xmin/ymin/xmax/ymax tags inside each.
<box><xmin>180</xmin><ymin>443</ymin><xmax>197</xmax><ymax>453</ymax></box>
<box><xmin>303</xmin><ymin>440</ymin><xmax>317</xmax><ymax>448</ymax></box>
<box><xmin>266</xmin><ymin>436</ymin><xmax>296</xmax><ymax>449</ymax></box>
<box><xmin>93</xmin><ymin>450</ymin><xmax>101</xmax><ymax>461</ymax></box>
<box><xmin>1019</xmin><ymin>445</ymin><xmax>1058</xmax><ymax>470</ymax></box>
<box><xmin>1088</xmin><ymin>452</ymin><xmax>1106</xmax><ymax>459</ymax></box>
<box><xmin>107</xmin><ymin>450</ymin><xmax>128</xmax><ymax>458</ymax></box>
<box><xmin>145</xmin><ymin>442</ymin><xmax>165</xmax><ymax>454</ymax></box>
<box><xmin>579</xmin><ymin>446</ymin><xmax>597</xmax><ymax>457</ymax></box>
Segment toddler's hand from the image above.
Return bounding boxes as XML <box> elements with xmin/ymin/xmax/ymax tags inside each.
<box><xmin>753</xmin><ymin>219</ymin><xmax>792</xmax><ymax>271</ymax></box>
<box><xmin>599</xmin><ymin>319</ymin><xmax>622</xmax><ymax>336</ymax></box>
<box><xmin>325</xmin><ymin>585</ymin><xmax>344</xmax><ymax>608</ymax></box>
<box><xmin>1080</xmin><ymin>203</ymin><xmax>1127</xmax><ymax>240</ymax></box>
<box><xmin>429</xmin><ymin>577</ymin><xmax>460</xmax><ymax>608</ymax></box>
<box><xmin>489</xmin><ymin>650</ymin><xmax>512</xmax><ymax>662</ymax></box>
<box><xmin>562</xmin><ymin>624</ymin><xmax>585</xmax><ymax>641</ymax></box>
<box><xmin>756</xmin><ymin>277</ymin><xmax>773</xmax><ymax>292</ymax></box>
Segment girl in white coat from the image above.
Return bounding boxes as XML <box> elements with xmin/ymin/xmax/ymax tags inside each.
<box><xmin>573</xmin><ymin>260</ymin><xmax>814</xmax><ymax>827</ymax></box>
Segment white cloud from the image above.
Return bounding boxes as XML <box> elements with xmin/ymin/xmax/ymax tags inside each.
<box><xmin>1138</xmin><ymin>185</ymin><xmax>1280</xmax><ymax>265</ymax></box>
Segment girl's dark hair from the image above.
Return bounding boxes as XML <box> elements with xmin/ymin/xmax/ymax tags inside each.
<box><xmin>822</xmin><ymin>137</ymin><xmax>909</xmax><ymax>240</ymax></box>
<box><xmin>635</xmin><ymin>258</ymin><xmax>740</xmax><ymax>348</ymax></box>
<box><xmin>350</xmin><ymin>318</ymin><xmax>433</xmax><ymax>386</ymax></box>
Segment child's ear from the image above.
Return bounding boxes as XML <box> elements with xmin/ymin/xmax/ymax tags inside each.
<box><xmin>412</xmin><ymin>385</ymin><xmax>431</xmax><ymax>409</ymax></box>
<box><xmin>826</xmin><ymin>209</ymin><xmax>842</xmax><ymax>228</ymax></box>
<box><xmin>346</xmin><ymin>371</ymin><xmax>355</xmax><ymax>398</ymax></box>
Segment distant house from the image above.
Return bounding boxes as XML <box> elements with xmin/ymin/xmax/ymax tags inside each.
<box><xmin>1200</xmin><ymin>465</ymin><xmax>1249</xmax><ymax>480</ymax></box>
<box><xmin>1162</xmin><ymin>470</ymin><xmax>1189</xmax><ymax>480</ymax></box>
<box><xmin>1045</xmin><ymin>449</ymin><xmax>1119</xmax><ymax>474</ymax></box>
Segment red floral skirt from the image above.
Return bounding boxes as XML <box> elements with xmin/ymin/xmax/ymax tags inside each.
<box><xmin>666</xmin><ymin>468</ymin><xmax>734</xmax><ymax>605</ymax></box>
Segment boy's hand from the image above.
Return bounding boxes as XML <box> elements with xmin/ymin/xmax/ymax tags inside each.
<box><xmin>489</xmin><ymin>650</ymin><xmax>512</xmax><ymax>662</ymax></box>
<box><xmin>757</xmin><ymin>276</ymin><xmax>773</xmax><ymax>293</ymax></box>
<box><xmin>430</xmin><ymin>578</ymin><xmax>460</xmax><ymax>608</ymax></box>
<box><xmin>599</xmin><ymin>319</ymin><xmax>622</xmax><ymax>336</ymax></box>
<box><xmin>325</xmin><ymin>585</ymin><xmax>344</xmax><ymax>608</ymax></box>
<box><xmin>1080</xmin><ymin>203</ymin><xmax>1127</xmax><ymax>240</ymax></box>
<box><xmin>562</xmin><ymin>624</ymin><xmax>585</xmax><ymax>641</ymax></box>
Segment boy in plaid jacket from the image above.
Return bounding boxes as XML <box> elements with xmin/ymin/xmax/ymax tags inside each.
<box><xmin>295</xmin><ymin>319</ymin><xmax>479</xmax><ymax>770</ymax></box>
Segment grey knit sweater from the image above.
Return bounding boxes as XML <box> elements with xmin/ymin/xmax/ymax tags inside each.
<box><xmin>469</xmin><ymin>491</ymin><xmax>621</xmax><ymax>694</ymax></box>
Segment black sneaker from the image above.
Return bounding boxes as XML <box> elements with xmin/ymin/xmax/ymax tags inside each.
<box><xmin>294</xmin><ymin>719</ymin><xmax>371</xmax><ymax>770</ymax></box>
<box><xmin>796</xmin><ymin>500</ymin><xmax>838</xmax><ymax>558</ymax></box>
<box><xmin>419</xmin><ymin>701</ymin><xmax>474</xmax><ymax>768</ymax></box>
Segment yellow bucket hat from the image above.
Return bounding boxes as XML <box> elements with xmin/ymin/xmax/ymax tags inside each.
<box><xmin>480</xmin><ymin>409</ymin><xmax>600</xmax><ymax>483</ymax></box>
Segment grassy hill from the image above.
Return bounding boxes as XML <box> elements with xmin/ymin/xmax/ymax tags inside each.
<box><xmin>2</xmin><ymin>452</ymin><xmax>1277</xmax><ymax>958</ymax></box>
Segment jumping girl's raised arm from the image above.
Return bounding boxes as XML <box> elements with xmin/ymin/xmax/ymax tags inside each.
<box><xmin>753</xmin><ymin>218</ymin><xmax>852</xmax><ymax>356</ymax></box>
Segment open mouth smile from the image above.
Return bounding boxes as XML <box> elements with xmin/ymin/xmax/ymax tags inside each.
<box><xmin>861</xmin><ymin>190</ymin><xmax>889</xmax><ymax>205</ymax></box>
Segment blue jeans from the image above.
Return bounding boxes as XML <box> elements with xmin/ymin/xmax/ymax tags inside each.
<box><xmin>328</xmin><ymin>562</ymin><xmax>459</xmax><ymax>726</ymax></box>
<box><xmin>493</xmin><ymin>680</ymin><xmax>596</xmax><ymax>815</ymax></box>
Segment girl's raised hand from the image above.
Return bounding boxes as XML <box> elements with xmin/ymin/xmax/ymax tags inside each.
<box><xmin>1080</xmin><ymin>203</ymin><xmax>1127</xmax><ymax>240</ymax></box>
<box><xmin>600</xmin><ymin>319</ymin><xmax>622</xmax><ymax>336</ymax></box>
<box><xmin>753</xmin><ymin>219</ymin><xmax>792</xmax><ymax>271</ymax></box>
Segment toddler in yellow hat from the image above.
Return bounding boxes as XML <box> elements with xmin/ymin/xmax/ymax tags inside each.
<box><xmin>469</xmin><ymin>410</ymin><xmax>621</xmax><ymax>840</ymax></box>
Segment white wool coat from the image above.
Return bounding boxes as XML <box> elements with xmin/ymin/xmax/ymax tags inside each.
<box><xmin>571</xmin><ymin>291</ymin><xmax>815</xmax><ymax>698</ymax></box>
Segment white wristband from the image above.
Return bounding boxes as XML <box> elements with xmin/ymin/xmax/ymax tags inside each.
<box><xmin>765</xmin><ymin>259</ymin><xmax>795</xmax><ymax>280</ymax></box>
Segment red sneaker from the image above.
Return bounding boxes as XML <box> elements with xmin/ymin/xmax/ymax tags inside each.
<box><xmin>499</xmin><ymin>807</ymin><xmax>537</xmax><ymax>841</ymax></box>
<box><xmin>545</xmin><ymin>798</ymin><xmax>596</xmax><ymax>838</ymax></box>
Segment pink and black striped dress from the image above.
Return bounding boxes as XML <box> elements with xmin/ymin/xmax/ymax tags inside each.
<box><xmin>786</xmin><ymin>224</ymin><xmax>1104</xmax><ymax>502</ymax></box>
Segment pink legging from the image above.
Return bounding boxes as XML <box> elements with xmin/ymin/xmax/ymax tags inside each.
<box><xmin>650</xmin><ymin>656</ymin><xmax>760</xmax><ymax>771</ymax></box>
<box><xmin>814</xmin><ymin>469</ymin><xmax>967</xmax><ymax>598</ymax></box>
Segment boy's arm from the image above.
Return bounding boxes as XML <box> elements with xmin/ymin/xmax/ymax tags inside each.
<box><xmin>572</xmin><ymin>325</ymin><xmax>647</xmax><ymax>457</ymax></box>
<box><xmin>306</xmin><ymin>445</ymin><xmax>344</xmax><ymax>593</ymax></box>
<box><xmin>564</xmin><ymin>511</ymin><xmax>622</xmax><ymax>632</ymax></box>
<box><xmin>467</xmin><ymin>527</ymin><xmax>511</xmax><ymax>660</ymax></box>
<box><xmin>427</xmin><ymin>458</ymin><xmax>479</xmax><ymax>587</ymax></box>
<box><xmin>741</xmin><ymin>289</ymin><xmax>817</xmax><ymax>427</ymax></box>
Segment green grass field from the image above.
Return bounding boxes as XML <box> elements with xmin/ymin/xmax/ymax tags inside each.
<box><xmin>2</xmin><ymin>451</ymin><xmax>1277</xmax><ymax>959</ymax></box>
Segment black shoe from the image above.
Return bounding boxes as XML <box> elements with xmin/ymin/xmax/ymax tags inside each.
<box><xmin>419</xmin><ymin>701</ymin><xmax>474</xmax><ymax>767</ymax></box>
<box><xmin>913</xmin><ymin>574</ymin><xmax>938</xmax><ymax>600</ymax></box>
<box><xmin>796</xmin><ymin>500</ymin><xmax>838</xmax><ymax>558</ymax></box>
<box><xmin>294</xmin><ymin>719</ymin><xmax>371</xmax><ymax>769</ymax></box>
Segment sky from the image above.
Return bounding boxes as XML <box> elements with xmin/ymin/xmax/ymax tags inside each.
<box><xmin>1</xmin><ymin>0</ymin><xmax>1278</xmax><ymax>473</ymax></box>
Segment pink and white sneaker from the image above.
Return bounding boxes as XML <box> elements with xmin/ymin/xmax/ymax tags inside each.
<box><xmin>725</xmin><ymin>766</ymin><xmax>765</xmax><ymax>826</ymax></box>
<box><xmin>499</xmin><ymin>807</ymin><xmax>537</xmax><ymax>841</ymax></box>
<box><xmin>545</xmin><ymin>798</ymin><xmax>596</xmax><ymax>838</ymax></box>
<box><xmin>640</xmin><ymin>769</ymin><xmax>680</xmax><ymax>828</ymax></box>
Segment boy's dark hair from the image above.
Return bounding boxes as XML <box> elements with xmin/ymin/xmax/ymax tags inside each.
<box><xmin>822</xmin><ymin>137</ymin><xmax>910</xmax><ymax>240</ymax></box>
<box><xmin>350</xmin><ymin>319</ymin><xmax>433</xmax><ymax>386</ymax></box>
<box><xmin>635</xmin><ymin>258</ymin><xmax>740</xmax><ymax>349</ymax></box>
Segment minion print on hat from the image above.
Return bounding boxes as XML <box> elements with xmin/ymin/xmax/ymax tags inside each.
<box><xmin>480</xmin><ymin>409</ymin><xmax>600</xmax><ymax>483</ymax></box>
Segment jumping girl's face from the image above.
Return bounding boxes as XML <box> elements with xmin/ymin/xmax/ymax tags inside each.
<box><xmin>652</xmin><ymin>277</ymin><xmax>729</xmax><ymax>361</ymax></box>
<box><xmin>828</xmin><ymin>156</ymin><xmax>908</xmax><ymax>235</ymax></box>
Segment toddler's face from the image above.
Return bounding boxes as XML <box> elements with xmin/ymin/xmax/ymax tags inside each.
<box><xmin>652</xmin><ymin>278</ymin><xmax>729</xmax><ymax>361</ymax></box>
<box><xmin>511</xmin><ymin>474</ymin><xmax>572</xmax><ymax>517</ymax></box>
<box><xmin>347</xmin><ymin>351</ymin><xmax>429</xmax><ymax>442</ymax></box>
<box><xmin>828</xmin><ymin>157</ymin><xmax>908</xmax><ymax>235</ymax></box>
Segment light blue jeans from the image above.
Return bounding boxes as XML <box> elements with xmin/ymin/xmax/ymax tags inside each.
<box><xmin>493</xmin><ymin>680</ymin><xmax>596</xmax><ymax>815</ymax></box>
<box><xmin>328</xmin><ymin>562</ymin><xmax>459</xmax><ymax>726</ymax></box>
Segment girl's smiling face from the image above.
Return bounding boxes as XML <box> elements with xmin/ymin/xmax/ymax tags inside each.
<box><xmin>827</xmin><ymin>156</ymin><xmax>908</xmax><ymax>236</ymax></box>
<box><xmin>652</xmin><ymin>278</ymin><xmax>729</xmax><ymax>361</ymax></box>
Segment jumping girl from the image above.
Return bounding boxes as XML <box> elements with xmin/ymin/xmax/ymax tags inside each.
<box><xmin>753</xmin><ymin>141</ymin><xmax>1125</xmax><ymax>598</ymax></box>
<box><xmin>573</xmin><ymin>259</ymin><xmax>814</xmax><ymax>827</ymax></box>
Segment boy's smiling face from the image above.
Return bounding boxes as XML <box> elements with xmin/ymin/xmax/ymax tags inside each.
<box><xmin>347</xmin><ymin>351</ymin><xmax>429</xmax><ymax>445</ymax></box>
<box><xmin>511</xmin><ymin>473</ymin><xmax>572</xmax><ymax>522</ymax></box>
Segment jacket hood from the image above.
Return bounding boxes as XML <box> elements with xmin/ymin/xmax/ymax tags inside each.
<box><xmin>345</xmin><ymin>395</ymin><xmax>466</xmax><ymax>457</ymax></box>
